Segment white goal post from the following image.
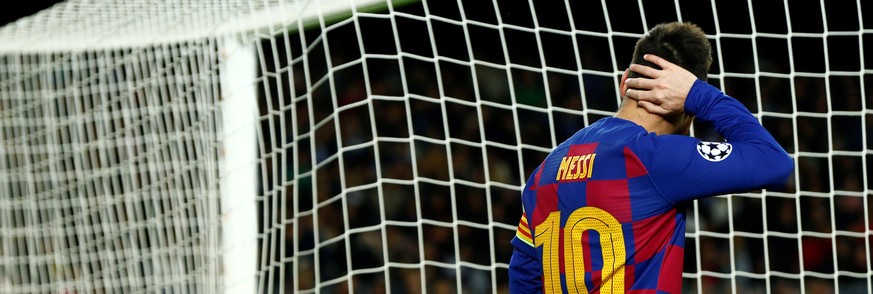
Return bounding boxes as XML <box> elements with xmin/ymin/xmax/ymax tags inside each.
<box><xmin>0</xmin><ymin>0</ymin><xmax>870</xmax><ymax>293</ymax></box>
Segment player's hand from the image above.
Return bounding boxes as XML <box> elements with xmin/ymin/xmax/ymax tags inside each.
<box><xmin>624</xmin><ymin>54</ymin><xmax>698</xmax><ymax>116</ymax></box>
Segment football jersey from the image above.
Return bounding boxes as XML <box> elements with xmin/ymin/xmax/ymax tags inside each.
<box><xmin>508</xmin><ymin>80</ymin><xmax>794</xmax><ymax>293</ymax></box>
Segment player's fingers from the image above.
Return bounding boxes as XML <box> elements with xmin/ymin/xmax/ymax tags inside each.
<box><xmin>625</xmin><ymin>77</ymin><xmax>657</xmax><ymax>90</ymax></box>
<box><xmin>625</xmin><ymin>88</ymin><xmax>660</xmax><ymax>104</ymax></box>
<box><xmin>628</xmin><ymin>63</ymin><xmax>661</xmax><ymax>78</ymax></box>
<box><xmin>637</xmin><ymin>100</ymin><xmax>669</xmax><ymax>116</ymax></box>
<box><xmin>643</xmin><ymin>54</ymin><xmax>678</xmax><ymax>70</ymax></box>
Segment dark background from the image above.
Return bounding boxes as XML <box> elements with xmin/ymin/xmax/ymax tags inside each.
<box><xmin>1</xmin><ymin>0</ymin><xmax>64</xmax><ymax>27</ymax></box>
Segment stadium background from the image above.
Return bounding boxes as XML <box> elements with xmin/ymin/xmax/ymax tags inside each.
<box><xmin>252</xmin><ymin>1</ymin><xmax>868</xmax><ymax>293</ymax></box>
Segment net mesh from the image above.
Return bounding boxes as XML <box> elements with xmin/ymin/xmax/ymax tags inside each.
<box><xmin>0</xmin><ymin>43</ymin><xmax>223</xmax><ymax>293</ymax></box>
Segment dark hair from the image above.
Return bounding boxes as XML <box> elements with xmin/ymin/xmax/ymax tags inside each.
<box><xmin>629</xmin><ymin>22</ymin><xmax>712</xmax><ymax>81</ymax></box>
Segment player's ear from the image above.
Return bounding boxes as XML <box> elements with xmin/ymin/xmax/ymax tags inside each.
<box><xmin>619</xmin><ymin>69</ymin><xmax>630</xmax><ymax>97</ymax></box>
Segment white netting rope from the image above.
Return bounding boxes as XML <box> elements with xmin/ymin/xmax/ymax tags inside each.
<box><xmin>0</xmin><ymin>42</ymin><xmax>224</xmax><ymax>293</ymax></box>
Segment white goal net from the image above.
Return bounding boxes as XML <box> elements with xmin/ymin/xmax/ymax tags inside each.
<box><xmin>0</xmin><ymin>0</ymin><xmax>870</xmax><ymax>293</ymax></box>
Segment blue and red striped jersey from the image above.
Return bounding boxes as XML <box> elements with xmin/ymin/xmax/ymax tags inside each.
<box><xmin>508</xmin><ymin>80</ymin><xmax>794</xmax><ymax>293</ymax></box>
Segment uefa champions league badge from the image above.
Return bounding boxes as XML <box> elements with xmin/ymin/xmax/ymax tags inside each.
<box><xmin>697</xmin><ymin>141</ymin><xmax>732</xmax><ymax>162</ymax></box>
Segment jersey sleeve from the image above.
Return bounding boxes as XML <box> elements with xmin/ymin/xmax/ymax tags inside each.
<box><xmin>509</xmin><ymin>214</ymin><xmax>542</xmax><ymax>293</ymax></box>
<box><xmin>646</xmin><ymin>80</ymin><xmax>794</xmax><ymax>203</ymax></box>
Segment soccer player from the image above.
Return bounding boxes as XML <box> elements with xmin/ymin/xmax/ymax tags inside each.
<box><xmin>508</xmin><ymin>22</ymin><xmax>794</xmax><ymax>293</ymax></box>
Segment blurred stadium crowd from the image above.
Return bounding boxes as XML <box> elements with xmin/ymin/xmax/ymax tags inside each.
<box><xmin>254</xmin><ymin>1</ymin><xmax>871</xmax><ymax>293</ymax></box>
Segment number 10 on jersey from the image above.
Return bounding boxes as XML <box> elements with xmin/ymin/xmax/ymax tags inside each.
<box><xmin>534</xmin><ymin>207</ymin><xmax>626</xmax><ymax>294</ymax></box>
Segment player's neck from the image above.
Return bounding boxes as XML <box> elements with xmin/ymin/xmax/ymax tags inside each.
<box><xmin>614</xmin><ymin>99</ymin><xmax>679</xmax><ymax>135</ymax></box>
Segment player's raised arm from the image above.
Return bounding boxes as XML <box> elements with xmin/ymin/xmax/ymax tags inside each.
<box><xmin>627</xmin><ymin>54</ymin><xmax>794</xmax><ymax>201</ymax></box>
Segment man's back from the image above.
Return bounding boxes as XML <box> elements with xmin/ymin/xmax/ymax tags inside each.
<box><xmin>514</xmin><ymin>116</ymin><xmax>686</xmax><ymax>293</ymax></box>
